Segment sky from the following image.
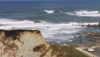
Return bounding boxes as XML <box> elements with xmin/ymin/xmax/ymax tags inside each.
<box><xmin>0</xmin><ymin>0</ymin><xmax>96</xmax><ymax>1</ymax></box>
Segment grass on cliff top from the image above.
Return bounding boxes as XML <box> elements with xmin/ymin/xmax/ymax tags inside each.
<box><xmin>33</xmin><ymin>44</ymin><xmax>89</xmax><ymax>57</ymax></box>
<box><xmin>51</xmin><ymin>44</ymin><xmax>89</xmax><ymax>57</ymax></box>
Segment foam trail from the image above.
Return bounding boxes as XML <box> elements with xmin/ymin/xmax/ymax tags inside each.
<box><xmin>0</xmin><ymin>19</ymin><xmax>34</xmax><ymax>25</ymax></box>
<box><xmin>70</xmin><ymin>22</ymin><xmax>99</xmax><ymax>26</ymax></box>
<box><xmin>66</xmin><ymin>10</ymin><xmax>100</xmax><ymax>17</ymax></box>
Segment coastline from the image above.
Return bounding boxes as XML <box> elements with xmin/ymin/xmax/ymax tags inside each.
<box><xmin>0</xmin><ymin>30</ymin><xmax>90</xmax><ymax>57</ymax></box>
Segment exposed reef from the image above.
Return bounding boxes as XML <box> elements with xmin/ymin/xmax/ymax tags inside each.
<box><xmin>79</xmin><ymin>23</ymin><xmax>100</xmax><ymax>28</ymax></box>
<box><xmin>0</xmin><ymin>30</ymin><xmax>89</xmax><ymax>57</ymax></box>
<box><xmin>78</xmin><ymin>32</ymin><xmax>100</xmax><ymax>42</ymax></box>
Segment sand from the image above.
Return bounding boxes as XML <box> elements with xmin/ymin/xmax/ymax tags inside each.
<box><xmin>76</xmin><ymin>48</ymin><xmax>97</xmax><ymax>57</ymax></box>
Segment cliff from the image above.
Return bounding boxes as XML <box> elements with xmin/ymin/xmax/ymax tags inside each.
<box><xmin>0</xmin><ymin>30</ymin><xmax>89</xmax><ymax>57</ymax></box>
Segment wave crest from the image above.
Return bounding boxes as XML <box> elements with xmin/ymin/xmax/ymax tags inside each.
<box><xmin>0</xmin><ymin>19</ymin><xmax>98</xmax><ymax>43</ymax></box>
<box><xmin>43</xmin><ymin>10</ymin><xmax>54</xmax><ymax>14</ymax></box>
<box><xmin>66</xmin><ymin>10</ymin><xmax>100</xmax><ymax>17</ymax></box>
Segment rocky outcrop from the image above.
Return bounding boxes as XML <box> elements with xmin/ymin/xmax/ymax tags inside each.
<box><xmin>78</xmin><ymin>32</ymin><xmax>100</xmax><ymax>36</ymax></box>
<box><xmin>0</xmin><ymin>30</ymin><xmax>47</xmax><ymax>57</ymax></box>
<box><xmin>79</xmin><ymin>23</ymin><xmax>100</xmax><ymax>28</ymax></box>
<box><xmin>77</xmin><ymin>32</ymin><xmax>100</xmax><ymax>42</ymax></box>
<box><xmin>0</xmin><ymin>30</ymin><xmax>89</xmax><ymax>57</ymax></box>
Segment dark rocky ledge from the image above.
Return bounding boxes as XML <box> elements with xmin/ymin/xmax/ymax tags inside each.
<box><xmin>77</xmin><ymin>32</ymin><xmax>100</xmax><ymax>42</ymax></box>
<box><xmin>79</xmin><ymin>23</ymin><xmax>100</xmax><ymax>28</ymax></box>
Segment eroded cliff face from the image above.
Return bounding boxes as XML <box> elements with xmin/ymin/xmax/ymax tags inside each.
<box><xmin>0</xmin><ymin>30</ymin><xmax>47</xmax><ymax>57</ymax></box>
<box><xmin>0</xmin><ymin>30</ymin><xmax>89</xmax><ymax>57</ymax></box>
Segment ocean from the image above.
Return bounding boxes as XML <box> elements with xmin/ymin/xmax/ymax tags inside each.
<box><xmin>0</xmin><ymin>1</ymin><xmax>100</xmax><ymax>44</ymax></box>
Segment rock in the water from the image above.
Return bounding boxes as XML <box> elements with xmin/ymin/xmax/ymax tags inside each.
<box><xmin>79</xmin><ymin>23</ymin><xmax>100</xmax><ymax>28</ymax></box>
<box><xmin>34</xmin><ymin>21</ymin><xmax>41</xmax><ymax>23</ymax></box>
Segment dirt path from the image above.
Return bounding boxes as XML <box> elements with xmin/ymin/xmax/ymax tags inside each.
<box><xmin>76</xmin><ymin>48</ymin><xmax>97</xmax><ymax>57</ymax></box>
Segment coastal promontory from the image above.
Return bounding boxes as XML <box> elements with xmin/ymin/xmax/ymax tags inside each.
<box><xmin>0</xmin><ymin>30</ymin><xmax>89</xmax><ymax>57</ymax></box>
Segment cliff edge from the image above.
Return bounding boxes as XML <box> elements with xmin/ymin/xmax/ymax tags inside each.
<box><xmin>0</xmin><ymin>30</ymin><xmax>89</xmax><ymax>57</ymax></box>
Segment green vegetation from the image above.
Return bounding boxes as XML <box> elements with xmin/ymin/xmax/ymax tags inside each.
<box><xmin>33</xmin><ymin>44</ymin><xmax>89</xmax><ymax>57</ymax></box>
<box><xmin>51</xmin><ymin>44</ymin><xmax>89</xmax><ymax>57</ymax></box>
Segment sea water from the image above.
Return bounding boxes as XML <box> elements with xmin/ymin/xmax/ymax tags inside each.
<box><xmin>0</xmin><ymin>1</ymin><xmax>100</xmax><ymax>44</ymax></box>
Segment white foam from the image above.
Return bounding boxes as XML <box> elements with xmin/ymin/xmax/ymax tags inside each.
<box><xmin>66</xmin><ymin>10</ymin><xmax>100</xmax><ymax>17</ymax></box>
<box><xmin>69</xmin><ymin>22</ymin><xmax>99</xmax><ymax>26</ymax></box>
<box><xmin>75</xmin><ymin>10</ymin><xmax>99</xmax><ymax>14</ymax></box>
<box><xmin>43</xmin><ymin>10</ymin><xmax>54</xmax><ymax>14</ymax></box>
<box><xmin>0</xmin><ymin>19</ymin><xmax>34</xmax><ymax>25</ymax></box>
<box><xmin>0</xmin><ymin>19</ymin><xmax>98</xmax><ymax>30</ymax></box>
<box><xmin>1</xmin><ymin>19</ymin><xmax>96</xmax><ymax>43</ymax></box>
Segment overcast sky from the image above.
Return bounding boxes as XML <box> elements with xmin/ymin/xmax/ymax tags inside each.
<box><xmin>0</xmin><ymin>0</ymin><xmax>96</xmax><ymax>1</ymax></box>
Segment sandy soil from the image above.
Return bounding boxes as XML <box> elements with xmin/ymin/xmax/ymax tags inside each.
<box><xmin>76</xmin><ymin>48</ymin><xmax>97</xmax><ymax>57</ymax></box>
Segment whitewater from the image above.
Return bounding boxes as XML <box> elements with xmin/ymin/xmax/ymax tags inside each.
<box><xmin>0</xmin><ymin>19</ymin><xmax>99</xmax><ymax>44</ymax></box>
<box><xmin>66</xmin><ymin>10</ymin><xmax>100</xmax><ymax>17</ymax></box>
<box><xmin>0</xmin><ymin>1</ymin><xmax>100</xmax><ymax>44</ymax></box>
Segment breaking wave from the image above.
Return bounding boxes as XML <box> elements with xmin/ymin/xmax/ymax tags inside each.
<box><xmin>66</xmin><ymin>10</ymin><xmax>100</xmax><ymax>17</ymax></box>
<box><xmin>0</xmin><ymin>19</ymin><xmax>99</xmax><ymax>43</ymax></box>
<box><xmin>43</xmin><ymin>10</ymin><xmax>55</xmax><ymax>14</ymax></box>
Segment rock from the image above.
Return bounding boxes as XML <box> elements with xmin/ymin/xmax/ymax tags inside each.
<box><xmin>79</xmin><ymin>23</ymin><xmax>100</xmax><ymax>28</ymax></box>
<box><xmin>77</xmin><ymin>32</ymin><xmax>100</xmax><ymax>42</ymax></box>
<box><xmin>34</xmin><ymin>21</ymin><xmax>41</xmax><ymax>23</ymax></box>
<box><xmin>0</xmin><ymin>30</ymin><xmax>89</xmax><ymax>57</ymax></box>
<box><xmin>0</xmin><ymin>30</ymin><xmax>47</xmax><ymax>57</ymax></box>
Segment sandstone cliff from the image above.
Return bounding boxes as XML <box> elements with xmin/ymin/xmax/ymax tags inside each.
<box><xmin>0</xmin><ymin>30</ymin><xmax>89</xmax><ymax>57</ymax></box>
